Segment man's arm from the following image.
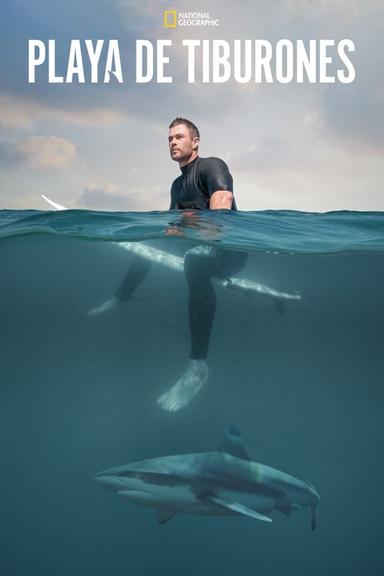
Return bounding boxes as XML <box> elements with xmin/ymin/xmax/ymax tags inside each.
<box><xmin>169</xmin><ymin>176</ymin><xmax>181</xmax><ymax>210</ymax></box>
<box><xmin>201</xmin><ymin>157</ymin><xmax>235</xmax><ymax>210</ymax></box>
<box><xmin>209</xmin><ymin>190</ymin><xmax>234</xmax><ymax>210</ymax></box>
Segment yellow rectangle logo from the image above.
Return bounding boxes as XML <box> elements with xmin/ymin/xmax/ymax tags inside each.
<box><xmin>164</xmin><ymin>10</ymin><xmax>177</xmax><ymax>28</ymax></box>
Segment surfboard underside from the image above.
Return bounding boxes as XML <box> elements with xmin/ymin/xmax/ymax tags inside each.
<box><xmin>41</xmin><ymin>194</ymin><xmax>302</xmax><ymax>301</ymax></box>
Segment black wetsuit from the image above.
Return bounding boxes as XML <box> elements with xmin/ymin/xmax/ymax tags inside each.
<box><xmin>116</xmin><ymin>156</ymin><xmax>247</xmax><ymax>359</ymax></box>
<box><xmin>170</xmin><ymin>156</ymin><xmax>237</xmax><ymax>210</ymax></box>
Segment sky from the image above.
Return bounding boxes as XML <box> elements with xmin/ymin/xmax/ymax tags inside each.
<box><xmin>0</xmin><ymin>0</ymin><xmax>383</xmax><ymax>212</ymax></box>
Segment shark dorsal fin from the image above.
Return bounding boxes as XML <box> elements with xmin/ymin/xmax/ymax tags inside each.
<box><xmin>218</xmin><ymin>427</ymin><xmax>251</xmax><ymax>460</ymax></box>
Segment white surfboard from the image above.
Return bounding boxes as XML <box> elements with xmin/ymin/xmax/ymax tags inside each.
<box><xmin>41</xmin><ymin>194</ymin><xmax>302</xmax><ymax>302</ymax></box>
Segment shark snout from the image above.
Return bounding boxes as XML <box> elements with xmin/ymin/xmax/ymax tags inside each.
<box><xmin>94</xmin><ymin>472</ymin><xmax>124</xmax><ymax>492</ymax></box>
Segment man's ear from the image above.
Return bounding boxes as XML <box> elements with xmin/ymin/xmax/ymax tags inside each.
<box><xmin>192</xmin><ymin>137</ymin><xmax>200</xmax><ymax>151</ymax></box>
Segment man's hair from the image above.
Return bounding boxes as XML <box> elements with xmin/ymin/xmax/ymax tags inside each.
<box><xmin>169</xmin><ymin>117</ymin><xmax>200</xmax><ymax>140</ymax></box>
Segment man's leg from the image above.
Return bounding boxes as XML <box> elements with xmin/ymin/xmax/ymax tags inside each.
<box><xmin>157</xmin><ymin>246</ymin><xmax>247</xmax><ymax>411</ymax></box>
<box><xmin>87</xmin><ymin>256</ymin><xmax>151</xmax><ymax>316</ymax></box>
<box><xmin>187</xmin><ymin>247</ymin><xmax>248</xmax><ymax>358</ymax></box>
<box><xmin>115</xmin><ymin>257</ymin><xmax>152</xmax><ymax>303</ymax></box>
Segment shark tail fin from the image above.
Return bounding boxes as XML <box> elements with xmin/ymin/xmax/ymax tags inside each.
<box><xmin>311</xmin><ymin>504</ymin><xmax>319</xmax><ymax>531</ymax></box>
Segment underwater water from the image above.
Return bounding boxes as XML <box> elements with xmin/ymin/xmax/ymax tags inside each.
<box><xmin>0</xmin><ymin>209</ymin><xmax>383</xmax><ymax>576</ymax></box>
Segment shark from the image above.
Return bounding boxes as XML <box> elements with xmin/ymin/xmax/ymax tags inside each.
<box><xmin>94</xmin><ymin>427</ymin><xmax>320</xmax><ymax>530</ymax></box>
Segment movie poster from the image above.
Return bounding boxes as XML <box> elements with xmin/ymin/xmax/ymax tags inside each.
<box><xmin>1</xmin><ymin>2</ymin><xmax>383</xmax><ymax>575</ymax></box>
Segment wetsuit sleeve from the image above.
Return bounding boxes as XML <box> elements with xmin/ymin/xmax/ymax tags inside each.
<box><xmin>200</xmin><ymin>157</ymin><xmax>233</xmax><ymax>196</ymax></box>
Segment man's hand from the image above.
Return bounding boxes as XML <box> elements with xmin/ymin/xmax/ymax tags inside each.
<box><xmin>165</xmin><ymin>211</ymin><xmax>197</xmax><ymax>236</ymax></box>
<box><xmin>166</xmin><ymin>226</ymin><xmax>184</xmax><ymax>236</ymax></box>
<box><xmin>166</xmin><ymin>209</ymin><xmax>223</xmax><ymax>240</ymax></box>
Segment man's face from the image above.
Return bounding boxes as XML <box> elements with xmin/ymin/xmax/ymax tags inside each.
<box><xmin>168</xmin><ymin>124</ymin><xmax>199</xmax><ymax>165</ymax></box>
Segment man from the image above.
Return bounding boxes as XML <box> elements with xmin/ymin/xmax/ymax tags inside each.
<box><xmin>91</xmin><ymin>118</ymin><xmax>246</xmax><ymax>411</ymax></box>
<box><xmin>156</xmin><ymin>118</ymin><xmax>246</xmax><ymax>411</ymax></box>
<box><xmin>167</xmin><ymin>118</ymin><xmax>235</xmax><ymax>210</ymax></box>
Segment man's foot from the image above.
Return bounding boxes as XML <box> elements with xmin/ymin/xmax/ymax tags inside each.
<box><xmin>87</xmin><ymin>297</ymin><xmax>119</xmax><ymax>317</ymax></box>
<box><xmin>157</xmin><ymin>359</ymin><xmax>208</xmax><ymax>412</ymax></box>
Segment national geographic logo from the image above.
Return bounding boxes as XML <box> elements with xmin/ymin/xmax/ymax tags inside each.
<box><xmin>163</xmin><ymin>10</ymin><xmax>220</xmax><ymax>28</ymax></box>
<box><xmin>163</xmin><ymin>11</ymin><xmax>177</xmax><ymax>28</ymax></box>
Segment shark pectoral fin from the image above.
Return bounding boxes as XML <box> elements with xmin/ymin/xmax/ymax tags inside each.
<box><xmin>156</xmin><ymin>508</ymin><xmax>177</xmax><ymax>525</ymax></box>
<box><xmin>209</xmin><ymin>497</ymin><xmax>272</xmax><ymax>523</ymax></box>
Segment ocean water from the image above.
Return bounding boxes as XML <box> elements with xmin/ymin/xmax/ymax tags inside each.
<box><xmin>0</xmin><ymin>209</ymin><xmax>383</xmax><ymax>576</ymax></box>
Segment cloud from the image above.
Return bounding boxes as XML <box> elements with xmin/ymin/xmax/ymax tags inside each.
<box><xmin>16</xmin><ymin>136</ymin><xmax>76</xmax><ymax>169</ymax></box>
<box><xmin>0</xmin><ymin>142</ymin><xmax>20</xmax><ymax>167</ymax></box>
<box><xmin>80</xmin><ymin>182</ymin><xmax>129</xmax><ymax>210</ymax></box>
<box><xmin>0</xmin><ymin>0</ymin><xmax>383</xmax><ymax>211</ymax></box>
<box><xmin>234</xmin><ymin>133</ymin><xmax>384</xmax><ymax>212</ymax></box>
<box><xmin>79</xmin><ymin>181</ymin><xmax>166</xmax><ymax>210</ymax></box>
<box><xmin>0</xmin><ymin>94</ymin><xmax>126</xmax><ymax>131</ymax></box>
